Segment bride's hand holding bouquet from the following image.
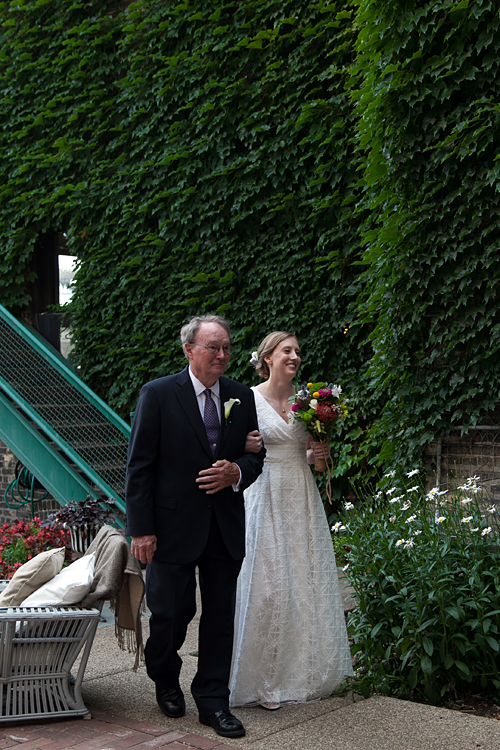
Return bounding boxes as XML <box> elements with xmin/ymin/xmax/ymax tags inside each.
<box><xmin>289</xmin><ymin>381</ymin><xmax>348</xmax><ymax>500</ymax></box>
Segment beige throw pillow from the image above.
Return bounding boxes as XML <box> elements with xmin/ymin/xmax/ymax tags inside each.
<box><xmin>21</xmin><ymin>552</ymin><xmax>95</xmax><ymax>607</ymax></box>
<box><xmin>0</xmin><ymin>547</ymin><xmax>66</xmax><ymax>606</ymax></box>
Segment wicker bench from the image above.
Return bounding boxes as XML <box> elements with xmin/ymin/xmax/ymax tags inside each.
<box><xmin>0</xmin><ymin>603</ymin><xmax>101</xmax><ymax>723</ymax></box>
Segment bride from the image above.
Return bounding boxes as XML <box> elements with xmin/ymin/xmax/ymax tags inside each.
<box><xmin>230</xmin><ymin>331</ymin><xmax>353</xmax><ymax>709</ymax></box>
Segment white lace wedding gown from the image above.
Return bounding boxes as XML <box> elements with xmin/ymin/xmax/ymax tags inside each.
<box><xmin>229</xmin><ymin>388</ymin><xmax>353</xmax><ymax>707</ymax></box>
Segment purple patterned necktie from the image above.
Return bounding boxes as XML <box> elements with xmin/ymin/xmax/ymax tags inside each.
<box><xmin>204</xmin><ymin>389</ymin><xmax>220</xmax><ymax>456</ymax></box>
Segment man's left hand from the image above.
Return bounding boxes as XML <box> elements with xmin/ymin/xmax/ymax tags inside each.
<box><xmin>196</xmin><ymin>460</ymin><xmax>240</xmax><ymax>494</ymax></box>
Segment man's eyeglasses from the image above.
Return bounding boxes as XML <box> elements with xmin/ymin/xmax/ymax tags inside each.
<box><xmin>191</xmin><ymin>343</ymin><xmax>231</xmax><ymax>356</ymax></box>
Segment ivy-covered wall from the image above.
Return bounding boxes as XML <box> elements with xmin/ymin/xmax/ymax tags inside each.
<box><xmin>352</xmin><ymin>0</ymin><xmax>500</xmax><ymax>466</ymax></box>
<box><xmin>1</xmin><ymin>0</ymin><xmax>500</xmax><ymax>484</ymax></box>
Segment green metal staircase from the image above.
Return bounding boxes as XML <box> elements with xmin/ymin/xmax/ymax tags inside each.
<box><xmin>0</xmin><ymin>303</ymin><xmax>130</xmax><ymax>522</ymax></box>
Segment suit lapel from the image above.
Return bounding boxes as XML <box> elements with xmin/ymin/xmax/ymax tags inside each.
<box><xmin>175</xmin><ymin>368</ymin><xmax>213</xmax><ymax>459</ymax></box>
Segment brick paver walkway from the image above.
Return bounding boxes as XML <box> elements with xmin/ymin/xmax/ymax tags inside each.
<box><xmin>0</xmin><ymin>711</ymin><xmax>241</xmax><ymax>750</ymax></box>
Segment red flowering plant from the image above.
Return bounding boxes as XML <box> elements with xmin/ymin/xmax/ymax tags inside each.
<box><xmin>289</xmin><ymin>382</ymin><xmax>348</xmax><ymax>501</ymax></box>
<box><xmin>0</xmin><ymin>517</ymin><xmax>70</xmax><ymax>579</ymax></box>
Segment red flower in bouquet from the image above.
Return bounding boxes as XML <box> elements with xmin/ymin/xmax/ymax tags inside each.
<box><xmin>316</xmin><ymin>401</ymin><xmax>340</xmax><ymax>423</ymax></box>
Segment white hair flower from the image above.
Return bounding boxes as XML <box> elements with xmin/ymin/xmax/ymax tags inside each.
<box><xmin>250</xmin><ymin>350</ymin><xmax>259</xmax><ymax>366</ymax></box>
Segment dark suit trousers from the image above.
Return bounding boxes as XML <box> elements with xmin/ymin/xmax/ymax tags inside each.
<box><xmin>144</xmin><ymin>512</ymin><xmax>242</xmax><ymax>716</ymax></box>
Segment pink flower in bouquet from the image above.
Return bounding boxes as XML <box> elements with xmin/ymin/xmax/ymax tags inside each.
<box><xmin>291</xmin><ymin>403</ymin><xmax>299</xmax><ymax>412</ymax></box>
<box><xmin>317</xmin><ymin>388</ymin><xmax>332</xmax><ymax>397</ymax></box>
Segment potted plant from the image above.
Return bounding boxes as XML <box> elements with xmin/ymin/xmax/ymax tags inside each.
<box><xmin>43</xmin><ymin>496</ymin><xmax>116</xmax><ymax>554</ymax></box>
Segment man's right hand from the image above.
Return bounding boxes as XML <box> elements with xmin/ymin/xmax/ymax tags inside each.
<box><xmin>131</xmin><ymin>534</ymin><xmax>157</xmax><ymax>565</ymax></box>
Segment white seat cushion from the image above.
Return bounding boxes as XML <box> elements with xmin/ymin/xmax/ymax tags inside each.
<box><xmin>21</xmin><ymin>553</ymin><xmax>96</xmax><ymax>607</ymax></box>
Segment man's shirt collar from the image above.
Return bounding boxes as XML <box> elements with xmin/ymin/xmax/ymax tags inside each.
<box><xmin>188</xmin><ymin>367</ymin><xmax>220</xmax><ymax>399</ymax></box>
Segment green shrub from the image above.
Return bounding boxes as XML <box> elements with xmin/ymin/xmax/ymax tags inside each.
<box><xmin>336</xmin><ymin>472</ymin><xmax>500</xmax><ymax>704</ymax></box>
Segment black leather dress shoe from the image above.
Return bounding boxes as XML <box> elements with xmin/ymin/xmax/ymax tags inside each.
<box><xmin>155</xmin><ymin>685</ymin><xmax>185</xmax><ymax>718</ymax></box>
<box><xmin>199</xmin><ymin>709</ymin><xmax>245</xmax><ymax>738</ymax></box>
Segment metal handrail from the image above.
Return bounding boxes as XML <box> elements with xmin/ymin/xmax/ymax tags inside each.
<box><xmin>0</xmin><ymin>303</ymin><xmax>130</xmax><ymax>514</ymax></box>
<box><xmin>0</xmin><ymin>305</ymin><xmax>130</xmax><ymax>436</ymax></box>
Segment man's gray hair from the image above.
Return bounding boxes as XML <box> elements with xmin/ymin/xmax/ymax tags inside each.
<box><xmin>180</xmin><ymin>315</ymin><xmax>231</xmax><ymax>354</ymax></box>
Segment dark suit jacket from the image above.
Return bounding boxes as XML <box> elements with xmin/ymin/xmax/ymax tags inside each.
<box><xmin>125</xmin><ymin>367</ymin><xmax>265</xmax><ymax>564</ymax></box>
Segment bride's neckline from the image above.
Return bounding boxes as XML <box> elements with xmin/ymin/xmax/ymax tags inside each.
<box><xmin>254</xmin><ymin>387</ymin><xmax>291</xmax><ymax>424</ymax></box>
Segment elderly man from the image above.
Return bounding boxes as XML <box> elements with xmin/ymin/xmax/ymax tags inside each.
<box><xmin>125</xmin><ymin>315</ymin><xmax>265</xmax><ymax>739</ymax></box>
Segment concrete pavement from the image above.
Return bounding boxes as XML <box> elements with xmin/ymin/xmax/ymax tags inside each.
<box><xmin>2</xmin><ymin>574</ymin><xmax>499</xmax><ymax>749</ymax></box>
<box><xmin>73</xmin><ymin>575</ymin><xmax>500</xmax><ymax>750</ymax></box>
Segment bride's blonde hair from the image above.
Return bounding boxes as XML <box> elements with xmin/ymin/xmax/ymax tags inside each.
<box><xmin>254</xmin><ymin>331</ymin><xmax>297</xmax><ymax>379</ymax></box>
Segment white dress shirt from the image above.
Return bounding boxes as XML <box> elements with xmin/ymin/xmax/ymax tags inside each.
<box><xmin>189</xmin><ymin>369</ymin><xmax>221</xmax><ymax>421</ymax></box>
<box><xmin>188</xmin><ymin>368</ymin><xmax>241</xmax><ymax>490</ymax></box>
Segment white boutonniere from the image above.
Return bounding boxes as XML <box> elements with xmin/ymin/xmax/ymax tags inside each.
<box><xmin>224</xmin><ymin>398</ymin><xmax>241</xmax><ymax>420</ymax></box>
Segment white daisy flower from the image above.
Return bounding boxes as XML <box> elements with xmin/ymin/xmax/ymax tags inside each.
<box><xmin>412</xmin><ymin>530</ymin><xmax>422</xmax><ymax>536</ymax></box>
<box><xmin>486</xmin><ymin>505</ymin><xmax>496</xmax><ymax>514</ymax></box>
<box><xmin>395</xmin><ymin>539</ymin><xmax>405</xmax><ymax>547</ymax></box>
<box><xmin>344</xmin><ymin>502</ymin><xmax>355</xmax><ymax>511</ymax></box>
<box><xmin>375</xmin><ymin>491</ymin><xmax>383</xmax><ymax>499</ymax></box>
<box><xmin>470</xmin><ymin>527</ymin><xmax>479</xmax><ymax>533</ymax></box>
<box><xmin>402</xmin><ymin>500</ymin><xmax>412</xmax><ymax>511</ymax></box>
<box><xmin>386</xmin><ymin>487</ymin><xmax>398</xmax><ymax>496</ymax></box>
<box><xmin>404</xmin><ymin>539</ymin><xmax>414</xmax><ymax>548</ymax></box>
<box><xmin>461</xmin><ymin>516</ymin><xmax>473</xmax><ymax>524</ymax></box>
<box><xmin>342</xmin><ymin>563</ymin><xmax>349</xmax><ymax>571</ymax></box>
<box><xmin>460</xmin><ymin>498</ymin><xmax>472</xmax><ymax>506</ymax></box>
<box><xmin>407</xmin><ymin>485</ymin><xmax>419</xmax><ymax>493</ymax></box>
<box><xmin>406</xmin><ymin>515</ymin><xmax>417</xmax><ymax>523</ymax></box>
<box><xmin>407</xmin><ymin>469</ymin><xmax>419</xmax><ymax>478</ymax></box>
<box><xmin>436</xmin><ymin>516</ymin><xmax>446</xmax><ymax>524</ymax></box>
<box><xmin>389</xmin><ymin>515</ymin><xmax>396</xmax><ymax>522</ymax></box>
<box><xmin>384</xmin><ymin>470</ymin><xmax>396</xmax><ymax>478</ymax></box>
<box><xmin>332</xmin><ymin>522</ymin><xmax>343</xmax><ymax>533</ymax></box>
<box><xmin>481</xmin><ymin>527</ymin><xmax>492</xmax><ymax>536</ymax></box>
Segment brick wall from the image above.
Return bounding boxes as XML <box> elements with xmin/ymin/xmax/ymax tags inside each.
<box><xmin>0</xmin><ymin>439</ymin><xmax>60</xmax><ymax>525</ymax></box>
<box><xmin>425</xmin><ymin>411</ymin><xmax>500</xmax><ymax>503</ymax></box>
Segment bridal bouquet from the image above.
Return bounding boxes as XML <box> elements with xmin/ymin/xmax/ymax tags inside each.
<box><xmin>289</xmin><ymin>381</ymin><xmax>347</xmax><ymax>500</ymax></box>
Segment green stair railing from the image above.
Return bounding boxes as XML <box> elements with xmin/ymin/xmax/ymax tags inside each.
<box><xmin>0</xmin><ymin>304</ymin><xmax>130</xmax><ymax>519</ymax></box>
